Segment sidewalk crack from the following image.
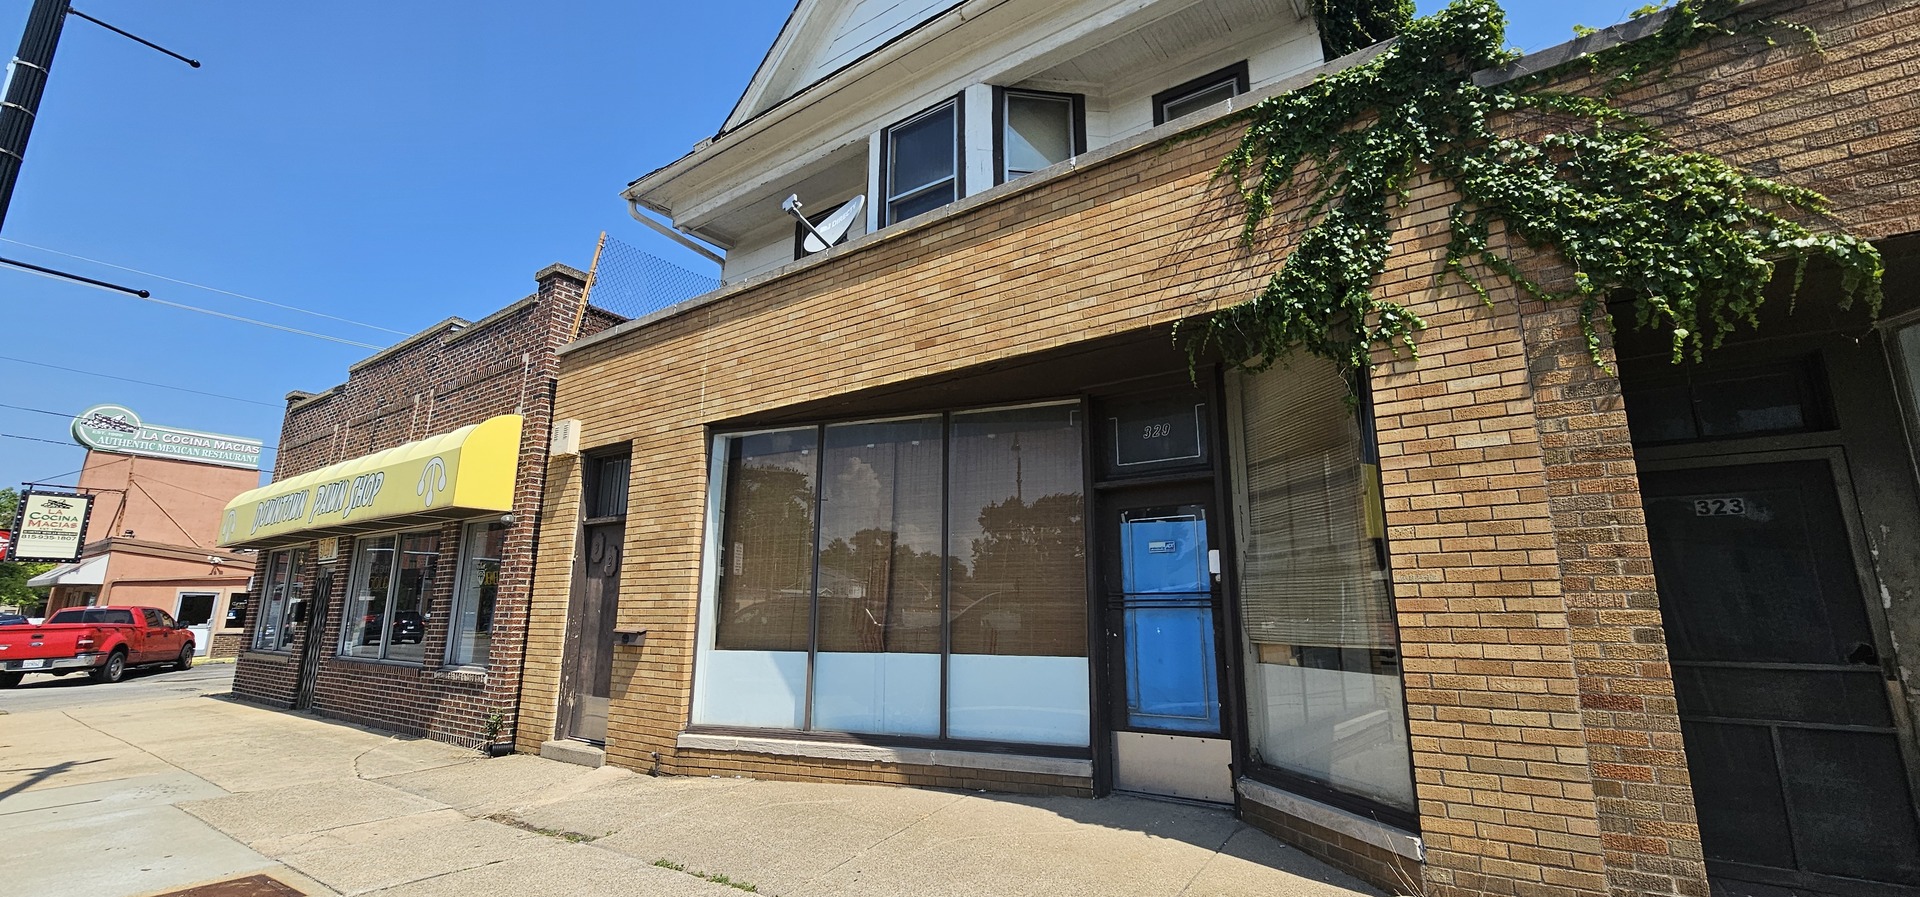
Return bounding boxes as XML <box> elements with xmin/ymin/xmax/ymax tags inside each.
<box><xmin>808</xmin><ymin>792</ymin><xmax>969</xmax><ymax>884</ymax></box>
<box><xmin>1172</xmin><ymin>821</ymin><xmax>1242</xmax><ymax>897</ymax></box>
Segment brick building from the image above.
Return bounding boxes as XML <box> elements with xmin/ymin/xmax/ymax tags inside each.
<box><xmin>517</xmin><ymin>3</ymin><xmax>1920</xmax><ymax>897</ymax></box>
<box><xmin>223</xmin><ymin>264</ymin><xmax>620</xmax><ymax>746</ymax></box>
<box><xmin>28</xmin><ymin>408</ymin><xmax>264</xmax><ymax>658</ymax></box>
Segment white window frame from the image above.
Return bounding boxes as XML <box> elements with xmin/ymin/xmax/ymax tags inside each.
<box><xmin>251</xmin><ymin>549</ymin><xmax>297</xmax><ymax>653</ymax></box>
<box><xmin>882</xmin><ymin>97</ymin><xmax>963</xmax><ymax>226</ymax></box>
<box><xmin>997</xmin><ymin>88</ymin><xmax>1083</xmax><ymax>184</ymax></box>
<box><xmin>445</xmin><ymin>518</ymin><xmax>506</xmax><ymax>670</ymax></box>
<box><xmin>338</xmin><ymin>527</ymin><xmax>441</xmax><ymax>664</ymax></box>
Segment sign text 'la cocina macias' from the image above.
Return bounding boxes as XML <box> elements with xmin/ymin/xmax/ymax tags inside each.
<box><xmin>249</xmin><ymin>471</ymin><xmax>385</xmax><ymax>536</ymax></box>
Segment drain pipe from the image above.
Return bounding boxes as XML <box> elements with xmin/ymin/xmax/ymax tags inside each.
<box><xmin>625</xmin><ymin>198</ymin><xmax>725</xmax><ymax>266</ymax></box>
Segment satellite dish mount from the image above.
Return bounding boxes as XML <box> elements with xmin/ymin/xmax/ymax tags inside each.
<box><xmin>784</xmin><ymin>194</ymin><xmax>866</xmax><ymax>254</ymax></box>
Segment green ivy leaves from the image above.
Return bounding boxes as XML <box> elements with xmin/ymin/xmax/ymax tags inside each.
<box><xmin>1183</xmin><ymin>0</ymin><xmax>1885</xmax><ymax>386</ymax></box>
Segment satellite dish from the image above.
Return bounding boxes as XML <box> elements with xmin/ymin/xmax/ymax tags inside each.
<box><xmin>785</xmin><ymin>194</ymin><xmax>866</xmax><ymax>254</ymax></box>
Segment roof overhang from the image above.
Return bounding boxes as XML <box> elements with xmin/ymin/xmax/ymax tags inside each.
<box><xmin>27</xmin><ymin>555</ymin><xmax>107</xmax><ymax>588</ymax></box>
<box><xmin>217</xmin><ymin>415</ymin><xmax>523</xmax><ymax>551</ymax></box>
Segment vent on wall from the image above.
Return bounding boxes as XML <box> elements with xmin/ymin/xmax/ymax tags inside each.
<box><xmin>551</xmin><ymin>419</ymin><xmax>582</xmax><ymax>457</ymax></box>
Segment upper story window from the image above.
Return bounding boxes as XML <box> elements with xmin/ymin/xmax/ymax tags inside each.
<box><xmin>997</xmin><ymin>88</ymin><xmax>1084</xmax><ymax>184</ymax></box>
<box><xmin>1152</xmin><ymin>61</ymin><xmax>1250</xmax><ymax>125</ymax></box>
<box><xmin>883</xmin><ymin>97</ymin><xmax>962</xmax><ymax>225</ymax></box>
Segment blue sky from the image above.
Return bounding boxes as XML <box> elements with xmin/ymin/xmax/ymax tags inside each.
<box><xmin>0</xmin><ymin>0</ymin><xmax>1653</xmax><ymax>487</ymax></box>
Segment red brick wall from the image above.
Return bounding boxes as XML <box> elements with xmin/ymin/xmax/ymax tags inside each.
<box><xmin>233</xmin><ymin>265</ymin><xmax>587</xmax><ymax>748</ymax></box>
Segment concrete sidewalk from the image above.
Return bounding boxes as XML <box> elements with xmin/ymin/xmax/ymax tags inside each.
<box><xmin>0</xmin><ymin>690</ymin><xmax>1383</xmax><ymax>897</ymax></box>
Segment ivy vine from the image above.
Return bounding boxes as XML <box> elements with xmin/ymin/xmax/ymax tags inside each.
<box><xmin>1181</xmin><ymin>0</ymin><xmax>1885</xmax><ymax>387</ymax></box>
<box><xmin>1312</xmin><ymin>0</ymin><xmax>1414</xmax><ymax>59</ymax></box>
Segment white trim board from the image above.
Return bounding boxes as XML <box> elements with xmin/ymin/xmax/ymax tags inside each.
<box><xmin>676</xmin><ymin>731</ymin><xmax>1093</xmax><ymax>779</ymax></box>
<box><xmin>1236</xmin><ymin>777</ymin><xmax>1425</xmax><ymax>861</ymax></box>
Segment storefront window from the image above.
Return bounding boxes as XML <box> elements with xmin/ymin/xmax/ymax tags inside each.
<box><xmin>946</xmin><ymin>406</ymin><xmax>1087</xmax><ymax>744</ymax></box>
<box><xmin>1229</xmin><ymin>362</ymin><xmax>1415</xmax><ymax>812</ymax></box>
<box><xmin>225</xmin><ymin>592</ymin><xmax>249</xmax><ymax>630</ymax></box>
<box><xmin>449</xmin><ymin>520</ymin><xmax>507</xmax><ymax>668</ymax></box>
<box><xmin>812</xmin><ymin>417</ymin><xmax>944</xmax><ymax>737</ymax></box>
<box><xmin>714</xmin><ymin>429</ymin><xmax>819</xmax><ymax>654</ymax></box>
<box><xmin>252</xmin><ymin>550</ymin><xmax>295</xmax><ymax>652</ymax></box>
<box><xmin>694</xmin><ymin>403</ymin><xmax>1088</xmax><ymax>747</ymax></box>
<box><xmin>341</xmin><ymin>531</ymin><xmax>439</xmax><ymax>662</ymax></box>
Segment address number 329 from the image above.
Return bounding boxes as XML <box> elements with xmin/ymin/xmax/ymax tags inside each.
<box><xmin>1693</xmin><ymin>497</ymin><xmax>1747</xmax><ymax>516</ymax></box>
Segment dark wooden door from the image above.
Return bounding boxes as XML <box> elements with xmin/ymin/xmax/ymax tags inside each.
<box><xmin>1643</xmin><ymin>461</ymin><xmax>1920</xmax><ymax>895</ymax></box>
<box><xmin>562</xmin><ymin>522</ymin><xmax>622</xmax><ymax>743</ymax></box>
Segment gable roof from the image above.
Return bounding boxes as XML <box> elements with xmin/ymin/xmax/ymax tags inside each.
<box><xmin>722</xmin><ymin>0</ymin><xmax>967</xmax><ymax>133</ymax></box>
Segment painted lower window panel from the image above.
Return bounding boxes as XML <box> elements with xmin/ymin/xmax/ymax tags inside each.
<box><xmin>692</xmin><ymin>649</ymin><xmax>808</xmax><ymax>729</ymax></box>
<box><xmin>695</xmin><ymin>403</ymin><xmax>1090</xmax><ymax>748</ymax></box>
<box><xmin>811</xmin><ymin>652</ymin><xmax>940</xmax><ymax>736</ymax></box>
<box><xmin>946</xmin><ymin>654</ymin><xmax>1088</xmax><ymax>745</ymax></box>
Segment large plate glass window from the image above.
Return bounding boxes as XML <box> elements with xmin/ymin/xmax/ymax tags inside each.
<box><xmin>694</xmin><ymin>403</ymin><xmax>1089</xmax><ymax>747</ymax></box>
<box><xmin>1228</xmin><ymin>360</ymin><xmax>1416</xmax><ymax>815</ymax></box>
<box><xmin>340</xmin><ymin>531</ymin><xmax>441</xmax><ymax>662</ymax></box>
<box><xmin>884</xmin><ymin>98</ymin><xmax>960</xmax><ymax>226</ymax></box>
<box><xmin>999</xmin><ymin>89</ymin><xmax>1081</xmax><ymax>183</ymax></box>
<box><xmin>252</xmin><ymin>549</ymin><xmax>300</xmax><ymax>652</ymax></box>
<box><xmin>448</xmin><ymin>520</ymin><xmax>508</xmax><ymax>668</ymax></box>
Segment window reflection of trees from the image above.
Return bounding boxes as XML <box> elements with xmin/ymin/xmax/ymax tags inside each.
<box><xmin>952</xmin><ymin>492</ymin><xmax>1085</xmax><ymax>656</ymax></box>
<box><xmin>716</xmin><ymin>459</ymin><xmax>817</xmax><ymax>651</ymax></box>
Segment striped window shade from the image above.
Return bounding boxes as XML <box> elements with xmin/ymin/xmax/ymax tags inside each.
<box><xmin>1230</xmin><ymin>362</ymin><xmax>1395</xmax><ymax>650</ymax></box>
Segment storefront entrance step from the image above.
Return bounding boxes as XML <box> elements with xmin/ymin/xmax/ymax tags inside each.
<box><xmin>539</xmin><ymin>739</ymin><xmax>605</xmax><ymax>768</ymax></box>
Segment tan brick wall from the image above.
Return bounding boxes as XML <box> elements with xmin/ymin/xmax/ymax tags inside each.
<box><xmin>519</xmin><ymin>2</ymin><xmax>1920</xmax><ymax>895</ymax></box>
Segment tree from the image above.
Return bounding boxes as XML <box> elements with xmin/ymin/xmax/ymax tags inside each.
<box><xmin>0</xmin><ymin>487</ymin><xmax>54</xmax><ymax>614</ymax></box>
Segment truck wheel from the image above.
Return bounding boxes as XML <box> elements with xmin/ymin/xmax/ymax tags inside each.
<box><xmin>0</xmin><ymin>672</ymin><xmax>21</xmax><ymax>688</ymax></box>
<box><xmin>90</xmin><ymin>650</ymin><xmax>127</xmax><ymax>684</ymax></box>
<box><xmin>173</xmin><ymin>645</ymin><xmax>194</xmax><ymax>672</ymax></box>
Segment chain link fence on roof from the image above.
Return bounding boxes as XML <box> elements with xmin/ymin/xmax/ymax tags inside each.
<box><xmin>584</xmin><ymin>234</ymin><xmax>721</xmax><ymax>321</ymax></box>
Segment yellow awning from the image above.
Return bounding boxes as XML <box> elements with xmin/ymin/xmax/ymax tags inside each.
<box><xmin>218</xmin><ymin>415</ymin><xmax>522</xmax><ymax>550</ymax></box>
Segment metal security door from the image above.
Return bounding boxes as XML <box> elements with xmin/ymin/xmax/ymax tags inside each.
<box><xmin>1642</xmin><ymin>461</ymin><xmax>1920</xmax><ymax>895</ymax></box>
<box><xmin>1101</xmin><ymin>484</ymin><xmax>1232</xmax><ymax>802</ymax></box>
<box><xmin>292</xmin><ymin>571</ymin><xmax>332</xmax><ymax>712</ymax></box>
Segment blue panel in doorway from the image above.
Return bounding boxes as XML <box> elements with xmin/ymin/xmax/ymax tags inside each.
<box><xmin>1124</xmin><ymin>605</ymin><xmax>1221</xmax><ymax>731</ymax></box>
<box><xmin>1120</xmin><ymin>514</ymin><xmax>1219</xmax><ymax>733</ymax></box>
<box><xmin>1122</xmin><ymin>518</ymin><xmax>1208</xmax><ymax>594</ymax></box>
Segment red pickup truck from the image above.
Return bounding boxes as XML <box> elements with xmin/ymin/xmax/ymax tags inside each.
<box><xmin>0</xmin><ymin>605</ymin><xmax>196</xmax><ymax>687</ymax></box>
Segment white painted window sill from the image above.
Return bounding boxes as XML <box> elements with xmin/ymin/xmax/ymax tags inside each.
<box><xmin>1237</xmin><ymin>777</ymin><xmax>1424</xmax><ymax>861</ymax></box>
<box><xmin>675</xmin><ymin>731</ymin><xmax>1093</xmax><ymax>780</ymax></box>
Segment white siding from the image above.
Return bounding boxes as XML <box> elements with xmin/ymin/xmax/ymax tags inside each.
<box><xmin>1100</xmin><ymin>26</ymin><xmax>1324</xmax><ymax>144</ymax></box>
<box><xmin>721</xmin><ymin>198</ymin><xmax>871</xmax><ymax>285</ymax></box>
<box><xmin>802</xmin><ymin>0</ymin><xmax>960</xmax><ymax>84</ymax></box>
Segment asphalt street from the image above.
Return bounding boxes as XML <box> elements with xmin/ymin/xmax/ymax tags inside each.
<box><xmin>0</xmin><ymin>658</ymin><xmax>236</xmax><ymax>714</ymax></box>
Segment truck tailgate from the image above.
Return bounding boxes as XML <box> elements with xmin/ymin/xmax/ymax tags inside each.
<box><xmin>0</xmin><ymin>623</ymin><xmax>101</xmax><ymax>669</ymax></box>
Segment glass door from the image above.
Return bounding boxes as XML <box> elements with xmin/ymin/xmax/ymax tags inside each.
<box><xmin>1100</xmin><ymin>482</ymin><xmax>1232</xmax><ymax>802</ymax></box>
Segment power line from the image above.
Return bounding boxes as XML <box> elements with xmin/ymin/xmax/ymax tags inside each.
<box><xmin>2</xmin><ymin>432</ymin><xmax>78</xmax><ymax>447</ymax></box>
<box><xmin>0</xmin><ymin>237</ymin><xmax>409</xmax><ymax>336</ymax></box>
<box><xmin>0</xmin><ymin>353</ymin><xmax>280</xmax><ymax>407</ymax></box>
<box><xmin>3</xmin><ymin>261</ymin><xmax>385</xmax><ymax>349</ymax></box>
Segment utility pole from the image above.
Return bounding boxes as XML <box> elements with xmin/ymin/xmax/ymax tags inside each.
<box><xmin>0</xmin><ymin>1</ymin><xmax>197</xmax><ymax>295</ymax></box>
<box><xmin>0</xmin><ymin>0</ymin><xmax>70</xmax><ymax>234</ymax></box>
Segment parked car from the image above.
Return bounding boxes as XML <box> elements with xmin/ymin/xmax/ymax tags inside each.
<box><xmin>0</xmin><ymin>605</ymin><xmax>195</xmax><ymax>687</ymax></box>
<box><xmin>0</xmin><ymin>613</ymin><xmax>28</xmax><ymax>626</ymax></box>
<box><xmin>359</xmin><ymin>610</ymin><xmax>425</xmax><ymax>645</ymax></box>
